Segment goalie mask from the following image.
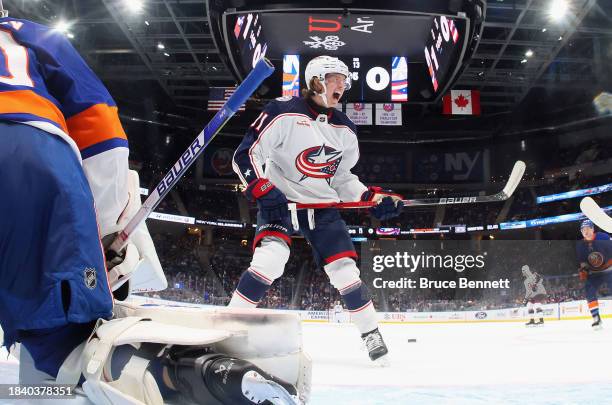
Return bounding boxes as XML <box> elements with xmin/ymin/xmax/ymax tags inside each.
<box><xmin>305</xmin><ymin>56</ymin><xmax>351</xmax><ymax>106</ymax></box>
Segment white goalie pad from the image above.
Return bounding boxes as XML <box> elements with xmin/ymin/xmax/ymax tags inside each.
<box><xmin>115</xmin><ymin>300</ymin><xmax>312</xmax><ymax>403</ymax></box>
<box><xmin>80</xmin><ymin>316</ymin><xmax>232</xmax><ymax>405</ymax></box>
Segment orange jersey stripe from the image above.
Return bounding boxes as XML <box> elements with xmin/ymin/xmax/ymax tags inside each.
<box><xmin>0</xmin><ymin>89</ymin><xmax>68</xmax><ymax>132</ymax></box>
<box><xmin>66</xmin><ymin>104</ymin><xmax>127</xmax><ymax>150</ymax></box>
<box><xmin>588</xmin><ymin>301</ymin><xmax>599</xmax><ymax>309</ymax></box>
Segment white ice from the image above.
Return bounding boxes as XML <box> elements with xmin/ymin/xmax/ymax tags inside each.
<box><xmin>2</xmin><ymin>319</ymin><xmax>612</xmax><ymax>404</ymax></box>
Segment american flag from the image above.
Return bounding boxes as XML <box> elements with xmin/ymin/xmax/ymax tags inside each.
<box><xmin>207</xmin><ymin>87</ymin><xmax>246</xmax><ymax>112</ymax></box>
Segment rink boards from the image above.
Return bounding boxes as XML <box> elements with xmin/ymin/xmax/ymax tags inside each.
<box><xmin>127</xmin><ymin>296</ymin><xmax>612</xmax><ymax>324</ymax></box>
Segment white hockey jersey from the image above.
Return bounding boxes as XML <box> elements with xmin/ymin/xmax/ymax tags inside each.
<box><xmin>523</xmin><ymin>270</ymin><xmax>546</xmax><ymax>300</ymax></box>
<box><xmin>232</xmin><ymin>96</ymin><xmax>367</xmax><ymax>203</ymax></box>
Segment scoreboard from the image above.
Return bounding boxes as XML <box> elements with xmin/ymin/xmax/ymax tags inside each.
<box><xmin>209</xmin><ymin>2</ymin><xmax>484</xmax><ymax>103</ymax></box>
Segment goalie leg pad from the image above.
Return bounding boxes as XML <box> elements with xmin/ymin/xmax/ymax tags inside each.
<box><xmin>79</xmin><ymin>316</ymin><xmax>232</xmax><ymax>405</ymax></box>
<box><xmin>114</xmin><ymin>302</ymin><xmax>312</xmax><ymax>403</ymax></box>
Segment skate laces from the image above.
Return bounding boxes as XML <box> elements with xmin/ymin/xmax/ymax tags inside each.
<box><xmin>364</xmin><ymin>331</ymin><xmax>384</xmax><ymax>352</ymax></box>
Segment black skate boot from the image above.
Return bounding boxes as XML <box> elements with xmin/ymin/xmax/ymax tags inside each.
<box><xmin>525</xmin><ymin>319</ymin><xmax>536</xmax><ymax>327</ymax></box>
<box><xmin>592</xmin><ymin>314</ymin><xmax>603</xmax><ymax>331</ymax></box>
<box><xmin>362</xmin><ymin>328</ymin><xmax>388</xmax><ymax>364</ymax></box>
<box><xmin>535</xmin><ymin>318</ymin><xmax>544</xmax><ymax>326</ymax></box>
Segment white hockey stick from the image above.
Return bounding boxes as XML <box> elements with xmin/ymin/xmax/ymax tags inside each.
<box><xmin>580</xmin><ymin>197</ymin><xmax>612</xmax><ymax>233</ymax></box>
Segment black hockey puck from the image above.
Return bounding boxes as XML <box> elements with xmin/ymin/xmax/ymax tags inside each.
<box><xmin>407</xmin><ymin>338</ymin><xmax>417</xmax><ymax>343</ymax></box>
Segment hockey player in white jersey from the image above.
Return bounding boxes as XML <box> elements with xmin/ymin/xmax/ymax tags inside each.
<box><xmin>521</xmin><ymin>265</ymin><xmax>547</xmax><ymax>326</ymax></box>
<box><xmin>230</xmin><ymin>55</ymin><xmax>404</xmax><ymax>363</ymax></box>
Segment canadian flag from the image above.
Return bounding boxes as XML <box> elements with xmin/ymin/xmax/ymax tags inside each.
<box><xmin>442</xmin><ymin>90</ymin><xmax>481</xmax><ymax>115</ymax></box>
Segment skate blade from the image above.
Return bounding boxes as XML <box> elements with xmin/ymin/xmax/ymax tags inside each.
<box><xmin>371</xmin><ymin>354</ymin><xmax>390</xmax><ymax>367</ymax></box>
<box><xmin>592</xmin><ymin>325</ymin><xmax>604</xmax><ymax>331</ymax></box>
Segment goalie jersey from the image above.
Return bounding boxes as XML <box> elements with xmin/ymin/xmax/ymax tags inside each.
<box><xmin>0</xmin><ymin>17</ymin><xmax>129</xmax><ymax>235</ymax></box>
<box><xmin>232</xmin><ymin>96</ymin><xmax>367</xmax><ymax>203</ymax></box>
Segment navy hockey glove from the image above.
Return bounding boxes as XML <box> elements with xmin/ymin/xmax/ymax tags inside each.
<box><xmin>361</xmin><ymin>186</ymin><xmax>404</xmax><ymax>221</ymax></box>
<box><xmin>246</xmin><ymin>178</ymin><xmax>289</xmax><ymax>223</ymax></box>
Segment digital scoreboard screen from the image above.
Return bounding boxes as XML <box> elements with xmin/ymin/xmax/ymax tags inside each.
<box><xmin>224</xmin><ymin>10</ymin><xmax>470</xmax><ymax>102</ymax></box>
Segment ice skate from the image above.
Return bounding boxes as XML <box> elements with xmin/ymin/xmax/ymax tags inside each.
<box><xmin>241</xmin><ymin>370</ymin><xmax>299</xmax><ymax>405</ymax></box>
<box><xmin>525</xmin><ymin>319</ymin><xmax>536</xmax><ymax>327</ymax></box>
<box><xmin>362</xmin><ymin>328</ymin><xmax>389</xmax><ymax>365</ymax></box>
<box><xmin>535</xmin><ymin>318</ymin><xmax>544</xmax><ymax>326</ymax></box>
<box><xmin>592</xmin><ymin>315</ymin><xmax>603</xmax><ymax>331</ymax></box>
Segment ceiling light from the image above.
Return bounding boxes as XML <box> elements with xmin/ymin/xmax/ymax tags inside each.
<box><xmin>525</xmin><ymin>49</ymin><xmax>534</xmax><ymax>57</ymax></box>
<box><xmin>542</xmin><ymin>28</ymin><xmax>547</xmax><ymax>32</ymax></box>
<box><xmin>163</xmin><ymin>52</ymin><xmax>170</xmax><ymax>57</ymax></box>
<box><xmin>54</xmin><ymin>20</ymin><xmax>71</xmax><ymax>34</ymax></box>
<box><xmin>558</xmin><ymin>36</ymin><xmax>563</xmax><ymax>41</ymax></box>
<box><xmin>144</xmin><ymin>20</ymin><xmax>150</xmax><ymax>26</ymax></box>
<box><xmin>157</xmin><ymin>42</ymin><xmax>165</xmax><ymax>50</ymax></box>
<box><xmin>126</xmin><ymin>0</ymin><xmax>144</xmax><ymax>14</ymax></box>
<box><xmin>549</xmin><ymin>0</ymin><xmax>568</xmax><ymax>21</ymax></box>
<box><xmin>520</xmin><ymin>58</ymin><xmax>527</xmax><ymax>64</ymax></box>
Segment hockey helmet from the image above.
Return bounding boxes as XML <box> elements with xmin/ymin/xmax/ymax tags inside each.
<box><xmin>580</xmin><ymin>219</ymin><xmax>594</xmax><ymax>230</ymax></box>
<box><xmin>305</xmin><ymin>56</ymin><xmax>352</xmax><ymax>91</ymax></box>
<box><xmin>521</xmin><ymin>265</ymin><xmax>531</xmax><ymax>276</ymax></box>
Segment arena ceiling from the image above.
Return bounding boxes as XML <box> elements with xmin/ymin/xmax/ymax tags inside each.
<box><xmin>7</xmin><ymin>0</ymin><xmax>612</xmax><ymax>135</ymax></box>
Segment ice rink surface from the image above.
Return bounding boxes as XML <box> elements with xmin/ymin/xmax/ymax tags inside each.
<box><xmin>2</xmin><ymin>319</ymin><xmax>612</xmax><ymax>404</ymax></box>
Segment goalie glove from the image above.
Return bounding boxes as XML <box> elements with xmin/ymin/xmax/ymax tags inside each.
<box><xmin>103</xmin><ymin>170</ymin><xmax>166</xmax><ymax>297</ymax></box>
<box><xmin>246</xmin><ymin>178</ymin><xmax>290</xmax><ymax>223</ymax></box>
<box><xmin>361</xmin><ymin>186</ymin><xmax>404</xmax><ymax>221</ymax></box>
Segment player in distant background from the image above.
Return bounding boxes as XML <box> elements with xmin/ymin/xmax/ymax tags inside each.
<box><xmin>521</xmin><ymin>265</ymin><xmax>547</xmax><ymax>326</ymax></box>
<box><xmin>0</xmin><ymin>10</ymin><xmax>301</xmax><ymax>404</ymax></box>
<box><xmin>576</xmin><ymin>220</ymin><xmax>612</xmax><ymax>330</ymax></box>
<box><xmin>230</xmin><ymin>55</ymin><xmax>403</xmax><ymax>363</ymax></box>
<box><xmin>332</xmin><ymin>300</ymin><xmax>344</xmax><ymax>323</ymax></box>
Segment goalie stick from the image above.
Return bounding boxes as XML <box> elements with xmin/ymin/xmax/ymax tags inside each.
<box><xmin>580</xmin><ymin>197</ymin><xmax>612</xmax><ymax>233</ymax></box>
<box><xmin>291</xmin><ymin>160</ymin><xmax>526</xmax><ymax>210</ymax></box>
<box><xmin>109</xmin><ymin>58</ymin><xmax>275</xmax><ymax>255</ymax></box>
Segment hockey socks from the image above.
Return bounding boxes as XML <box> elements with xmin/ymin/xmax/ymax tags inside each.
<box><xmin>229</xmin><ymin>270</ymin><xmax>271</xmax><ymax>308</ymax></box>
<box><xmin>588</xmin><ymin>300</ymin><xmax>600</xmax><ymax>319</ymax></box>
<box><xmin>341</xmin><ymin>283</ymin><xmax>378</xmax><ymax>334</ymax></box>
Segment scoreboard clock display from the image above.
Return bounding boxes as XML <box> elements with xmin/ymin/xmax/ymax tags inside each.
<box><xmin>220</xmin><ymin>7</ymin><xmax>480</xmax><ymax>103</ymax></box>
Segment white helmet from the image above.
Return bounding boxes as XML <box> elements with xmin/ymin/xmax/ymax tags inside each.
<box><xmin>305</xmin><ymin>56</ymin><xmax>352</xmax><ymax>91</ymax></box>
<box><xmin>521</xmin><ymin>265</ymin><xmax>531</xmax><ymax>277</ymax></box>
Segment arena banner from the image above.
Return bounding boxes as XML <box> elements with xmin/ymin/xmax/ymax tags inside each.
<box><xmin>412</xmin><ymin>149</ymin><xmax>484</xmax><ymax>183</ymax></box>
<box><xmin>375</xmin><ymin>103</ymin><xmax>402</xmax><ymax>126</ymax></box>
<box><xmin>345</xmin><ymin>103</ymin><xmax>373</xmax><ymax>125</ymax></box>
<box><xmin>201</xmin><ymin>146</ymin><xmax>237</xmax><ymax>177</ymax></box>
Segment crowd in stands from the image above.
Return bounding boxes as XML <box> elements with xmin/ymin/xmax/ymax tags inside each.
<box><xmin>141</xmin><ymin>233</ymin><xmax>604</xmax><ymax>313</ymax></box>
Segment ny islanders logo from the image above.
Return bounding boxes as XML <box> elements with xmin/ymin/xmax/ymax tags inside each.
<box><xmin>588</xmin><ymin>251</ymin><xmax>605</xmax><ymax>269</ymax></box>
<box><xmin>295</xmin><ymin>144</ymin><xmax>342</xmax><ymax>183</ymax></box>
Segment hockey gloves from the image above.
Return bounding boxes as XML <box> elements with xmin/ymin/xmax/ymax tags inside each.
<box><xmin>361</xmin><ymin>186</ymin><xmax>404</xmax><ymax>221</ymax></box>
<box><xmin>246</xmin><ymin>178</ymin><xmax>290</xmax><ymax>223</ymax></box>
<box><xmin>579</xmin><ymin>269</ymin><xmax>588</xmax><ymax>281</ymax></box>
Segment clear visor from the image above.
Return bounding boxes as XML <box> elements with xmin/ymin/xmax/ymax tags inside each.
<box><xmin>325</xmin><ymin>73</ymin><xmax>352</xmax><ymax>91</ymax></box>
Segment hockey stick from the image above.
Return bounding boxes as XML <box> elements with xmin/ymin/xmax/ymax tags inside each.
<box><xmin>291</xmin><ymin>160</ymin><xmax>526</xmax><ymax>210</ymax></box>
<box><xmin>109</xmin><ymin>58</ymin><xmax>275</xmax><ymax>254</ymax></box>
<box><xmin>580</xmin><ymin>197</ymin><xmax>612</xmax><ymax>233</ymax></box>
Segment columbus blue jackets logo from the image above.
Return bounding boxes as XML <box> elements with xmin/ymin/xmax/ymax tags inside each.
<box><xmin>295</xmin><ymin>144</ymin><xmax>342</xmax><ymax>183</ymax></box>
